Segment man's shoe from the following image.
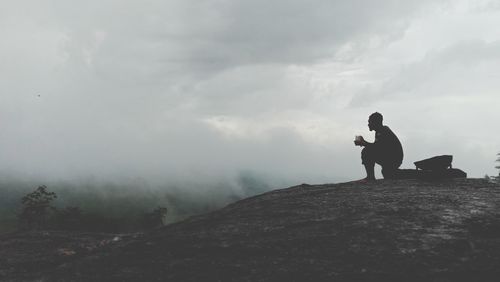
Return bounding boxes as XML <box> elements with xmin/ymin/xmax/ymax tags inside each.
<box><xmin>351</xmin><ymin>177</ymin><xmax>376</xmax><ymax>183</ymax></box>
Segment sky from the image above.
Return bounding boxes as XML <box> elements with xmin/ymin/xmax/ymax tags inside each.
<box><xmin>1</xmin><ymin>0</ymin><xmax>500</xmax><ymax>190</ymax></box>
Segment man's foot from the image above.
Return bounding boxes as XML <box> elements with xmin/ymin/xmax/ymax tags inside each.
<box><xmin>351</xmin><ymin>177</ymin><xmax>376</xmax><ymax>183</ymax></box>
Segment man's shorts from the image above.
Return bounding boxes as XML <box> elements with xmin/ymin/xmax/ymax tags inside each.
<box><xmin>361</xmin><ymin>147</ymin><xmax>402</xmax><ymax>178</ymax></box>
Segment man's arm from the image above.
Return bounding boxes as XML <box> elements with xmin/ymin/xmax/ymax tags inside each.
<box><xmin>354</xmin><ymin>137</ymin><xmax>373</xmax><ymax>147</ymax></box>
<box><xmin>362</xmin><ymin>140</ymin><xmax>374</xmax><ymax>147</ymax></box>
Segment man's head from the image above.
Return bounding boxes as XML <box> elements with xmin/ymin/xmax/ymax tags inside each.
<box><xmin>368</xmin><ymin>112</ymin><xmax>383</xmax><ymax>131</ymax></box>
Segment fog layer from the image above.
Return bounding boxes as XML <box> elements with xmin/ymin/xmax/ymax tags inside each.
<box><xmin>1</xmin><ymin>0</ymin><xmax>499</xmax><ymax>192</ymax></box>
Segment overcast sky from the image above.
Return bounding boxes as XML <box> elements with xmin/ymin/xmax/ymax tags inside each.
<box><xmin>1</xmin><ymin>0</ymin><xmax>499</xmax><ymax>187</ymax></box>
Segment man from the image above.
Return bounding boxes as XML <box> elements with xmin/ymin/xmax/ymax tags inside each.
<box><xmin>354</xmin><ymin>112</ymin><xmax>403</xmax><ymax>180</ymax></box>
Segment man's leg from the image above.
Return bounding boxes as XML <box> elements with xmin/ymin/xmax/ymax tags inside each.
<box><xmin>381</xmin><ymin>166</ymin><xmax>398</xmax><ymax>179</ymax></box>
<box><xmin>361</xmin><ymin>147</ymin><xmax>376</xmax><ymax>180</ymax></box>
<box><xmin>381</xmin><ymin>159</ymin><xmax>402</xmax><ymax>179</ymax></box>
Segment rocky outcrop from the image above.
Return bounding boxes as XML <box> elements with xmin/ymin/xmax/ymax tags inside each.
<box><xmin>2</xmin><ymin>178</ymin><xmax>500</xmax><ymax>281</ymax></box>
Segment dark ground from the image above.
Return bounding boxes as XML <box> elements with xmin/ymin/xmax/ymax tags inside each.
<box><xmin>1</xmin><ymin>178</ymin><xmax>500</xmax><ymax>281</ymax></box>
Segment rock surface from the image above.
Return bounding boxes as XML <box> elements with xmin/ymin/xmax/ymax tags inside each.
<box><xmin>2</xmin><ymin>178</ymin><xmax>500</xmax><ymax>281</ymax></box>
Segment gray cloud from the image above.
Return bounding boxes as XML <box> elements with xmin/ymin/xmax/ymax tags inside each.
<box><xmin>47</xmin><ymin>0</ymin><xmax>439</xmax><ymax>82</ymax></box>
<box><xmin>1</xmin><ymin>0</ymin><xmax>499</xmax><ymax>194</ymax></box>
<box><xmin>349</xmin><ymin>40</ymin><xmax>500</xmax><ymax>107</ymax></box>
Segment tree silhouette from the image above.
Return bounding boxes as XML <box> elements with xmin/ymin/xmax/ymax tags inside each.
<box><xmin>496</xmin><ymin>153</ymin><xmax>500</xmax><ymax>182</ymax></box>
<box><xmin>18</xmin><ymin>185</ymin><xmax>57</xmax><ymax>230</ymax></box>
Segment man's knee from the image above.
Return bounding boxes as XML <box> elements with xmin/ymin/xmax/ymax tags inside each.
<box><xmin>361</xmin><ymin>147</ymin><xmax>375</xmax><ymax>165</ymax></box>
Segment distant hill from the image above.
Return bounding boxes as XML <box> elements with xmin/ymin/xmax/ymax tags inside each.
<box><xmin>2</xmin><ymin>178</ymin><xmax>500</xmax><ymax>281</ymax></box>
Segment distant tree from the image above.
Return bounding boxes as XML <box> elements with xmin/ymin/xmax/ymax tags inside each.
<box><xmin>52</xmin><ymin>206</ymin><xmax>83</xmax><ymax>230</ymax></box>
<box><xmin>496</xmin><ymin>153</ymin><xmax>500</xmax><ymax>183</ymax></box>
<box><xmin>18</xmin><ymin>185</ymin><xmax>57</xmax><ymax>230</ymax></box>
<box><xmin>139</xmin><ymin>206</ymin><xmax>168</xmax><ymax>230</ymax></box>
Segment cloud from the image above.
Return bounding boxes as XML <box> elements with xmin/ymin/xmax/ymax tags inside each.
<box><xmin>44</xmin><ymin>0</ymin><xmax>441</xmax><ymax>82</ymax></box>
<box><xmin>1</xmin><ymin>0</ymin><xmax>499</xmax><ymax>191</ymax></box>
<box><xmin>349</xmin><ymin>40</ymin><xmax>500</xmax><ymax>107</ymax></box>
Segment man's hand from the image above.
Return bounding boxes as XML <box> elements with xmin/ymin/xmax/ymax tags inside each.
<box><xmin>354</xmin><ymin>136</ymin><xmax>365</xmax><ymax>146</ymax></box>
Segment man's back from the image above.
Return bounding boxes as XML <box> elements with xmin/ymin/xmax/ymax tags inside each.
<box><xmin>375</xmin><ymin>125</ymin><xmax>403</xmax><ymax>166</ymax></box>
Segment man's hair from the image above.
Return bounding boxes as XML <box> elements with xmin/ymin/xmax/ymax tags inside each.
<box><xmin>369</xmin><ymin>112</ymin><xmax>383</xmax><ymax>124</ymax></box>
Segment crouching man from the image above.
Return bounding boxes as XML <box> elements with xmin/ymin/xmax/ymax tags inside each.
<box><xmin>354</xmin><ymin>112</ymin><xmax>403</xmax><ymax>180</ymax></box>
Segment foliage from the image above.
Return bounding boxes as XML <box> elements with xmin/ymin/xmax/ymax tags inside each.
<box><xmin>52</xmin><ymin>206</ymin><xmax>83</xmax><ymax>231</ymax></box>
<box><xmin>496</xmin><ymin>153</ymin><xmax>500</xmax><ymax>171</ymax></box>
<box><xmin>496</xmin><ymin>153</ymin><xmax>500</xmax><ymax>183</ymax></box>
<box><xmin>53</xmin><ymin>209</ymin><xmax>139</xmax><ymax>233</ymax></box>
<box><xmin>487</xmin><ymin>153</ymin><xmax>500</xmax><ymax>184</ymax></box>
<box><xmin>139</xmin><ymin>207</ymin><xmax>168</xmax><ymax>230</ymax></box>
<box><xmin>18</xmin><ymin>185</ymin><xmax>57</xmax><ymax>230</ymax></box>
<box><xmin>17</xmin><ymin>186</ymin><xmax>171</xmax><ymax>232</ymax></box>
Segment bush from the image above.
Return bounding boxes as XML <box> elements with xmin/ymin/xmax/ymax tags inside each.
<box><xmin>51</xmin><ymin>206</ymin><xmax>84</xmax><ymax>231</ymax></box>
<box><xmin>496</xmin><ymin>153</ymin><xmax>500</xmax><ymax>183</ymax></box>
<box><xmin>139</xmin><ymin>207</ymin><xmax>168</xmax><ymax>230</ymax></box>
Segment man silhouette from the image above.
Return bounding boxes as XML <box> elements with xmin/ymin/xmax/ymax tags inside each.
<box><xmin>354</xmin><ymin>112</ymin><xmax>403</xmax><ymax>180</ymax></box>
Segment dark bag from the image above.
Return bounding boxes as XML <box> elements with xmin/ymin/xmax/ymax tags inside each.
<box><xmin>395</xmin><ymin>155</ymin><xmax>466</xmax><ymax>179</ymax></box>
<box><xmin>414</xmin><ymin>155</ymin><xmax>453</xmax><ymax>171</ymax></box>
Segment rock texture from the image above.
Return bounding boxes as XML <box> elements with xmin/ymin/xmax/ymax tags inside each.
<box><xmin>2</xmin><ymin>178</ymin><xmax>500</xmax><ymax>281</ymax></box>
